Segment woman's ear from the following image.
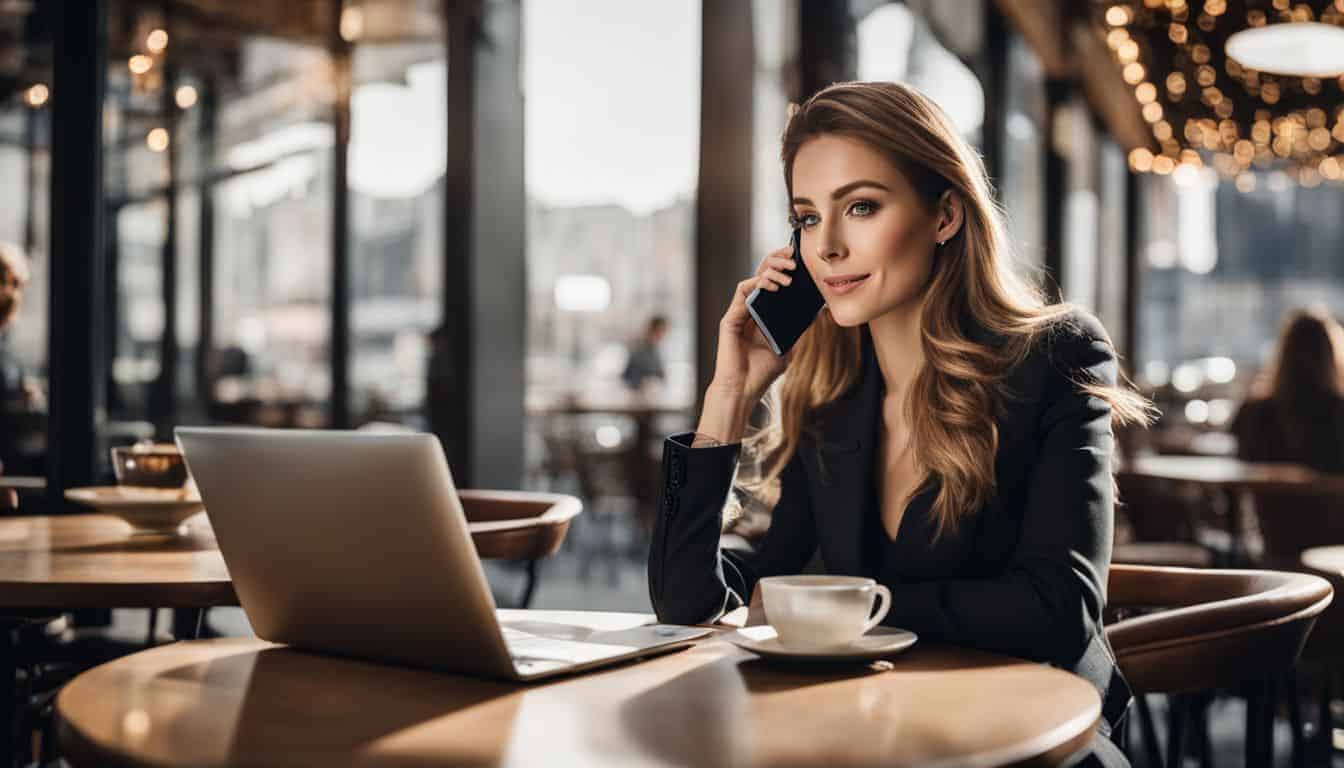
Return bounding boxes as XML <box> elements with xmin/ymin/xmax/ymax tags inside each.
<box><xmin>934</xmin><ymin>190</ymin><xmax>965</xmax><ymax>244</ymax></box>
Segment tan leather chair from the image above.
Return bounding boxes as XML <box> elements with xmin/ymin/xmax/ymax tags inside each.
<box><xmin>1107</xmin><ymin>564</ymin><xmax>1333</xmax><ymax>767</ymax></box>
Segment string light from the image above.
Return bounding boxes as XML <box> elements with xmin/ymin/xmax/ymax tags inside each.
<box><xmin>146</xmin><ymin>128</ymin><xmax>169</xmax><ymax>152</ymax></box>
<box><xmin>1108</xmin><ymin>2</ymin><xmax>1344</xmax><ymax>185</ymax></box>
<box><xmin>23</xmin><ymin>83</ymin><xmax>48</xmax><ymax>108</ymax></box>
<box><xmin>1129</xmin><ymin>147</ymin><xmax>1155</xmax><ymax>172</ymax></box>
<box><xmin>175</xmin><ymin>85</ymin><xmax>198</xmax><ymax>109</ymax></box>
<box><xmin>128</xmin><ymin>55</ymin><xmax>152</xmax><ymax>75</ymax></box>
<box><xmin>146</xmin><ymin>29</ymin><xmax>168</xmax><ymax>54</ymax></box>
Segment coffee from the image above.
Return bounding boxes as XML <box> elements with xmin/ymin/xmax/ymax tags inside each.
<box><xmin>759</xmin><ymin>575</ymin><xmax>891</xmax><ymax>651</ymax></box>
<box><xmin>111</xmin><ymin>442</ymin><xmax>189</xmax><ymax>488</ymax></box>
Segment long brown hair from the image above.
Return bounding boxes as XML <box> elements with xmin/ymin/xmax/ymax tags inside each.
<box><xmin>1260</xmin><ymin>307</ymin><xmax>1344</xmax><ymax>450</ymax></box>
<box><xmin>741</xmin><ymin>81</ymin><xmax>1153</xmax><ymax>539</ymax></box>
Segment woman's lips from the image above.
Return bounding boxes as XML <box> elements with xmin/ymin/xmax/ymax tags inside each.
<box><xmin>822</xmin><ymin>274</ymin><xmax>871</xmax><ymax>296</ymax></box>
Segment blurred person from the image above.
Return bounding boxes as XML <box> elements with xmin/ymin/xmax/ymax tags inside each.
<box><xmin>0</xmin><ymin>243</ymin><xmax>43</xmax><ymax>487</ymax></box>
<box><xmin>1231</xmin><ymin>307</ymin><xmax>1344</xmax><ymax>472</ymax></box>
<box><xmin>648</xmin><ymin>82</ymin><xmax>1153</xmax><ymax>767</ymax></box>
<box><xmin>621</xmin><ymin>315</ymin><xmax>668</xmax><ymax>390</ymax></box>
<box><xmin>0</xmin><ymin>242</ymin><xmax>39</xmax><ymax>410</ymax></box>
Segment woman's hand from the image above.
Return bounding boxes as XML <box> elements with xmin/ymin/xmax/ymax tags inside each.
<box><xmin>695</xmin><ymin>246</ymin><xmax>798</xmax><ymax>444</ymax></box>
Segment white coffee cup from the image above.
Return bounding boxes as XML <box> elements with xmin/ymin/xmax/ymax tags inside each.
<box><xmin>759</xmin><ymin>575</ymin><xmax>891</xmax><ymax>651</ymax></box>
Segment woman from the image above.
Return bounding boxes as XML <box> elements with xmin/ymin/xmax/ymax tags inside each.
<box><xmin>1231</xmin><ymin>307</ymin><xmax>1344</xmax><ymax>473</ymax></box>
<box><xmin>649</xmin><ymin>82</ymin><xmax>1152</xmax><ymax>766</ymax></box>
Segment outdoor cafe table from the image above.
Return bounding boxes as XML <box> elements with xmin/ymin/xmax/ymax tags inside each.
<box><xmin>55</xmin><ymin>609</ymin><xmax>1102</xmax><ymax>767</ymax></box>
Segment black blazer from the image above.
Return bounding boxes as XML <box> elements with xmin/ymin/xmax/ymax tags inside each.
<box><xmin>649</xmin><ymin>310</ymin><xmax>1132</xmax><ymax>740</ymax></box>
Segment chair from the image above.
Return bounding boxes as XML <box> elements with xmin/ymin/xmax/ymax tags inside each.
<box><xmin>460</xmin><ymin>489</ymin><xmax>582</xmax><ymax>608</ymax></box>
<box><xmin>1107</xmin><ymin>564</ymin><xmax>1333</xmax><ymax>767</ymax></box>
<box><xmin>1113</xmin><ymin>473</ymin><xmax>1215</xmax><ymax>568</ymax></box>
<box><xmin>1244</xmin><ymin>479</ymin><xmax>1344</xmax><ymax>761</ymax></box>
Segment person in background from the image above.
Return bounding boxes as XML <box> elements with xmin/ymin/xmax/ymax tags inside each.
<box><xmin>0</xmin><ymin>242</ymin><xmax>36</xmax><ymax>409</ymax></box>
<box><xmin>622</xmin><ymin>315</ymin><xmax>668</xmax><ymax>390</ymax></box>
<box><xmin>0</xmin><ymin>243</ymin><xmax>41</xmax><ymax>492</ymax></box>
<box><xmin>1231</xmin><ymin>306</ymin><xmax>1344</xmax><ymax>472</ymax></box>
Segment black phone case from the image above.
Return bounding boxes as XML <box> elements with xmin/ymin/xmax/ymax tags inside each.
<box><xmin>745</xmin><ymin>228</ymin><xmax>826</xmax><ymax>356</ymax></box>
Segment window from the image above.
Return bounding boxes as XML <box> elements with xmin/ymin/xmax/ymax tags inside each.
<box><xmin>522</xmin><ymin>0</ymin><xmax>701</xmax><ymax>476</ymax></box>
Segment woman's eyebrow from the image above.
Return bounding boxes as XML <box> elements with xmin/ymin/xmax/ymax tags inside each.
<box><xmin>790</xmin><ymin>179</ymin><xmax>891</xmax><ymax>206</ymax></box>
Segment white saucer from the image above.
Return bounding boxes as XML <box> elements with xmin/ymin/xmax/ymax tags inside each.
<box><xmin>724</xmin><ymin>625</ymin><xmax>918</xmax><ymax>662</ymax></box>
<box><xmin>65</xmin><ymin>486</ymin><xmax>204</xmax><ymax>535</ymax></box>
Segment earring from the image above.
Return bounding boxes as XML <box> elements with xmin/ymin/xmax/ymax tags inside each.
<box><xmin>937</xmin><ymin>239</ymin><xmax>946</xmax><ymax>247</ymax></box>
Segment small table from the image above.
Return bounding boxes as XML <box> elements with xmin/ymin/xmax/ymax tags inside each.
<box><xmin>528</xmin><ymin>391</ymin><xmax>693</xmax><ymax>532</ymax></box>
<box><xmin>1301</xmin><ymin>546</ymin><xmax>1344</xmax><ymax>576</ymax></box>
<box><xmin>1119</xmin><ymin>455</ymin><xmax>1322</xmax><ymax>562</ymax></box>
<box><xmin>1121</xmin><ymin>456</ymin><xmax>1318</xmax><ymax>487</ymax></box>
<box><xmin>0</xmin><ymin>514</ymin><xmax>235</xmax><ymax>610</ymax></box>
<box><xmin>0</xmin><ymin>476</ymin><xmax>45</xmax><ymax>492</ymax></box>
<box><xmin>55</xmin><ymin>610</ymin><xmax>1101</xmax><ymax>767</ymax></box>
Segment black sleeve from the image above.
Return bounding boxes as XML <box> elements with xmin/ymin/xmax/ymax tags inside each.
<box><xmin>648</xmin><ymin>433</ymin><xmax>817</xmax><ymax>625</ymax></box>
<box><xmin>879</xmin><ymin>326</ymin><xmax>1118</xmax><ymax>666</ymax></box>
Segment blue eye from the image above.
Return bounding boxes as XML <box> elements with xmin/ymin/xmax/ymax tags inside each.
<box><xmin>848</xmin><ymin>200</ymin><xmax>878</xmax><ymax>216</ymax></box>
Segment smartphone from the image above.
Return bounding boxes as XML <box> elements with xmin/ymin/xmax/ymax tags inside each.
<box><xmin>745</xmin><ymin>228</ymin><xmax>826</xmax><ymax>356</ymax></box>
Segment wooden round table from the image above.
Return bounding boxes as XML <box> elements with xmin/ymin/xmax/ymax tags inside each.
<box><xmin>56</xmin><ymin>610</ymin><xmax>1101</xmax><ymax>767</ymax></box>
<box><xmin>0</xmin><ymin>514</ymin><xmax>235</xmax><ymax>610</ymax></box>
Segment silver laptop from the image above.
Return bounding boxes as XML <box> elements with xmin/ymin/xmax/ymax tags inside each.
<box><xmin>175</xmin><ymin>426</ymin><xmax>708</xmax><ymax>681</ymax></box>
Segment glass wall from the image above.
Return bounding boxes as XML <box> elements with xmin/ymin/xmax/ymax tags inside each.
<box><xmin>751</xmin><ymin>0</ymin><xmax>797</xmax><ymax>262</ymax></box>
<box><xmin>856</xmin><ymin>3</ymin><xmax>985</xmax><ymax>145</ymax></box>
<box><xmin>1000</xmin><ymin>32</ymin><xmax>1046</xmax><ymax>268</ymax></box>
<box><xmin>0</xmin><ymin>1</ymin><xmax>51</xmax><ymax>475</ymax></box>
<box><xmin>521</xmin><ymin>0</ymin><xmax>701</xmax><ymax>481</ymax></box>
<box><xmin>96</xmin><ymin>3</ymin><xmax>444</xmax><ymax>434</ymax></box>
<box><xmin>1133</xmin><ymin>169</ymin><xmax>1344</xmax><ymax>449</ymax></box>
<box><xmin>349</xmin><ymin>42</ymin><xmax>444</xmax><ymax>428</ymax></box>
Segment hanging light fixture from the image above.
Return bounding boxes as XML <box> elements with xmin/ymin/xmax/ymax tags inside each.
<box><xmin>1226</xmin><ymin>22</ymin><xmax>1344</xmax><ymax>77</ymax></box>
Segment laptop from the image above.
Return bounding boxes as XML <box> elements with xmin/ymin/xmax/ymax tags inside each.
<box><xmin>175</xmin><ymin>426</ymin><xmax>709</xmax><ymax>681</ymax></box>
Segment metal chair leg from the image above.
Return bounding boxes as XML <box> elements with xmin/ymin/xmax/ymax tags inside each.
<box><xmin>1287</xmin><ymin>671</ymin><xmax>1306</xmax><ymax>768</ymax></box>
<box><xmin>1167</xmin><ymin>694</ymin><xmax>1189</xmax><ymax>768</ymax></box>
<box><xmin>1135</xmin><ymin>694</ymin><xmax>1164</xmax><ymax>768</ymax></box>
<box><xmin>517</xmin><ymin>560</ymin><xmax>539</xmax><ymax>608</ymax></box>
<box><xmin>1195</xmin><ymin>693</ymin><xmax>1214</xmax><ymax>768</ymax></box>
<box><xmin>145</xmin><ymin>607</ymin><xmax>160</xmax><ymax>647</ymax></box>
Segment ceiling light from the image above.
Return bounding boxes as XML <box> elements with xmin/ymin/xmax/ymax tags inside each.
<box><xmin>1226</xmin><ymin>22</ymin><xmax>1344</xmax><ymax>77</ymax></box>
